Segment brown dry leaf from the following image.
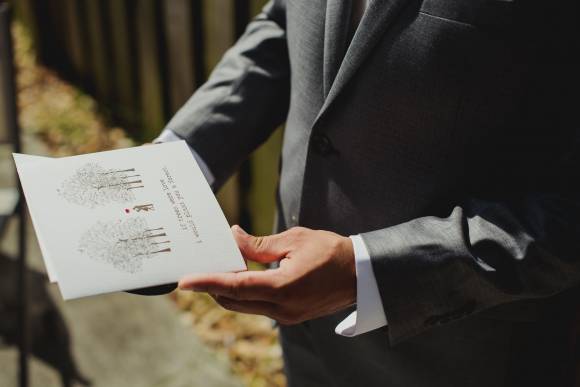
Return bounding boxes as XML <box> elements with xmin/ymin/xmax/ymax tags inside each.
<box><xmin>13</xmin><ymin>22</ymin><xmax>134</xmax><ymax>156</ymax></box>
<box><xmin>174</xmin><ymin>291</ymin><xmax>286</xmax><ymax>387</ymax></box>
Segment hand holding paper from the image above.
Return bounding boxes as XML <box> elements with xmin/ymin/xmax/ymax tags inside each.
<box><xmin>14</xmin><ymin>141</ymin><xmax>246</xmax><ymax>300</ymax></box>
<box><xmin>179</xmin><ymin>225</ymin><xmax>356</xmax><ymax>325</ymax></box>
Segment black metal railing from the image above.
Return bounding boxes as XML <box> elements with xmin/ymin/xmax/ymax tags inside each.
<box><xmin>0</xmin><ymin>2</ymin><xmax>29</xmax><ymax>386</ymax></box>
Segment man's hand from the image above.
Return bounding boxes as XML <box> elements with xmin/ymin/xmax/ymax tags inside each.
<box><xmin>178</xmin><ymin>226</ymin><xmax>356</xmax><ymax>325</ymax></box>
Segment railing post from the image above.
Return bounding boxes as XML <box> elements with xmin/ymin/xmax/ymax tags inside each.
<box><xmin>0</xmin><ymin>3</ymin><xmax>28</xmax><ymax>387</ymax></box>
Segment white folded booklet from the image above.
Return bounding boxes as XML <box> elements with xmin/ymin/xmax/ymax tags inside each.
<box><xmin>13</xmin><ymin>141</ymin><xmax>246</xmax><ymax>300</ymax></box>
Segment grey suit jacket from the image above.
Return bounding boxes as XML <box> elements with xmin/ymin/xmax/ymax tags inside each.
<box><xmin>165</xmin><ymin>0</ymin><xmax>580</xmax><ymax>385</ymax></box>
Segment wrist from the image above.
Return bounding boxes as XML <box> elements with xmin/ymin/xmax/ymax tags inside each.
<box><xmin>338</xmin><ymin>235</ymin><xmax>357</xmax><ymax>305</ymax></box>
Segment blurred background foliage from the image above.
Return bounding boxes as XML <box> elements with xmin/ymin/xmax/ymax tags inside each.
<box><xmin>12</xmin><ymin>0</ymin><xmax>283</xmax><ymax>237</ymax></box>
<box><xmin>8</xmin><ymin>0</ymin><xmax>286</xmax><ymax>386</ymax></box>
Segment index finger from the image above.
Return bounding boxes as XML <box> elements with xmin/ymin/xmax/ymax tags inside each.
<box><xmin>178</xmin><ymin>269</ymin><xmax>280</xmax><ymax>301</ymax></box>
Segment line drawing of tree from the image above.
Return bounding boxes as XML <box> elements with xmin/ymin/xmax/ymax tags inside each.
<box><xmin>77</xmin><ymin>217</ymin><xmax>172</xmax><ymax>273</ymax></box>
<box><xmin>57</xmin><ymin>163</ymin><xmax>145</xmax><ymax>208</ymax></box>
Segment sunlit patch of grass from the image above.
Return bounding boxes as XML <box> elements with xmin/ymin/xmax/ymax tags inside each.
<box><xmin>13</xmin><ymin>21</ymin><xmax>133</xmax><ymax>156</ymax></box>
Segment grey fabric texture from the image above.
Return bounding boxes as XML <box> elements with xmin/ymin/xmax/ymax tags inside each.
<box><xmin>165</xmin><ymin>0</ymin><xmax>290</xmax><ymax>190</ymax></box>
<box><xmin>164</xmin><ymin>0</ymin><xmax>580</xmax><ymax>385</ymax></box>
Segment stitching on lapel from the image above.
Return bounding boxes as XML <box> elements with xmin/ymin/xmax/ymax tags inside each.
<box><xmin>323</xmin><ymin>0</ymin><xmax>353</xmax><ymax>97</ymax></box>
<box><xmin>314</xmin><ymin>0</ymin><xmax>413</xmax><ymax>129</ymax></box>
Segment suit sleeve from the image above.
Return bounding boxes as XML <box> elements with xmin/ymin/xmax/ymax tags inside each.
<box><xmin>362</xmin><ymin>127</ymin><xmax>580</xmax><ymax>345</ymax></box>
<box><xmin>165</xmin><ymin>0</ymin><xmax>289</xmax><ymax>189</ymax></box>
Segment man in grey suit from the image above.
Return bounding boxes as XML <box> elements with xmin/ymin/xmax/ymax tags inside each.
<box><xmin>154</xmin><ymin>0</ymin><xmax>580</xmax><ymax>385</ymax></box>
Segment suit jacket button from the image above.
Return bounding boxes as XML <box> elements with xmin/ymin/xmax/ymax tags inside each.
<box><xmin>311</xmin><ymin>134</ymin><xmax>333</xmax><ymax>156</ymax></box>
<box><xmin>438</xmin><ymin>317</ymin><xmax>450</xmax><ymax>324</ymax></box>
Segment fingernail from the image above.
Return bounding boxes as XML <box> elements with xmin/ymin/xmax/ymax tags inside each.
<box><xmin>233</xmin><ymin>225</ymin><xmax>248</xmax><ymax>235</ymax></box>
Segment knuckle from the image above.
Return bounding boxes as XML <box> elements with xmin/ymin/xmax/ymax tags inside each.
<box><xmin>277</xmin><ymin>308</ymin><xmax>300</xmax><ymax>325</ymax></box>
<box><xmin>271</xmin><ymin>277</ymin><xmax>291</xmax><ymax>302</ymax></box>
<box><xmin>261</xmin><ymin>282</ymin><xmax>277</xmax><ymax>300</ymax></box>
<box><xmin>253</xmin><ymin>236</ymin><xmax>267</xmax><ymax>251</ymax></box>
<box><xmin>228</xmin><ymin>279</ymin><xmax>240</xmax><ymax>299</ymax></box>
<box><xmin>238</xmin><ymin>274</ymin><xmax>252</xmax><ymax>288</ymax></box>
<box><xmin>290</xmin><ymin>226</ymin><xmax>307</xmax><ymax>236</ymax></box>
<box><xmin>273</xmin><ymin>310</ymin><xmax>290</xmax><ymax>325</ymax></box>
<box><xmin>214</xmin><ymin>296</ymin><xmax>231</xmax><ymax>309</ymax></box>
<box><xmin>330</xmin><ymin>238</ymin><xmax>343</xmax><ymax>254</ymax></box>
<box><xmin>286</xmin><ymin>227</ymin><xmax>309</xmax><ymax>245</ymax></box>
<box><xmin>260</xmin><ymin>275</ymin><xmax>278</xmax><ymax>296</ymax></box>
<box><xmin>269</xmin><ymin>286</ymin><xmax>284</xmax><ymax>303</ymax></box>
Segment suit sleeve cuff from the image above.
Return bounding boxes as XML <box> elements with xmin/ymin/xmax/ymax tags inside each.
<box><xmin>154</xmin><ymin>129</ymin><xmax>215</xmax><ymax>187</ymax></box>
<box><xmin>335</xmin><ymin>235</ymin><xmax>388</xmax><ymax>337</ymax></box>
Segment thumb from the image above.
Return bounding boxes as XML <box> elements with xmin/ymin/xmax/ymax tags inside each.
<box><xmin>231</xmin><ymin>225</ymin><xmax>290</xmax><ymax>264</ymax></box>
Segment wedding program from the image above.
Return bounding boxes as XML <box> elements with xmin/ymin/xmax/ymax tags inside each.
<box><xmin>13</xmin><ymin>141</ymin><xmax>246</xmax><ymax>300</ymax></box>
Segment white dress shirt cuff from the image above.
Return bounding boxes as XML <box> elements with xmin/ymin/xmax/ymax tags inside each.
<box><xmin>335</xmin><ymin>235</ymin><xmax>388</xmax><ymax>337</ymax></box>
<box><xmin>154</xmin><ymin>129</ymin><xmax>215</xmax><ymax>187</ymax></box>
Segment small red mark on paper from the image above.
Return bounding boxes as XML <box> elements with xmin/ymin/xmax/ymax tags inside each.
<box><xmin>124</xmin><ymin>209</ymin><xmax>130</xmax><ymax>214</ymax></box>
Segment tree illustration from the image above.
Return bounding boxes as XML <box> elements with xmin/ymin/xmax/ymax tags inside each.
<box><xmin>57</xmin><ymin>163</ymin><xmax>145</xmax><ymax>208</ymax></box>
<box><xmin>78</xmin><ymin>217</ymin><xmax>171</xmax><ymax>273</ymax></box>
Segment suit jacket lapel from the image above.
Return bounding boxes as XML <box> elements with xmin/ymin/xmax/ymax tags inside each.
<box><xmin>323</xmin><ymin>0</ymin><xmax>352</xmax><ymax>97</ymax></box>
<box><xmin>316</xmin><ymin>0</ymin><xmax>412</xmax><ymax>125</ymax></box>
